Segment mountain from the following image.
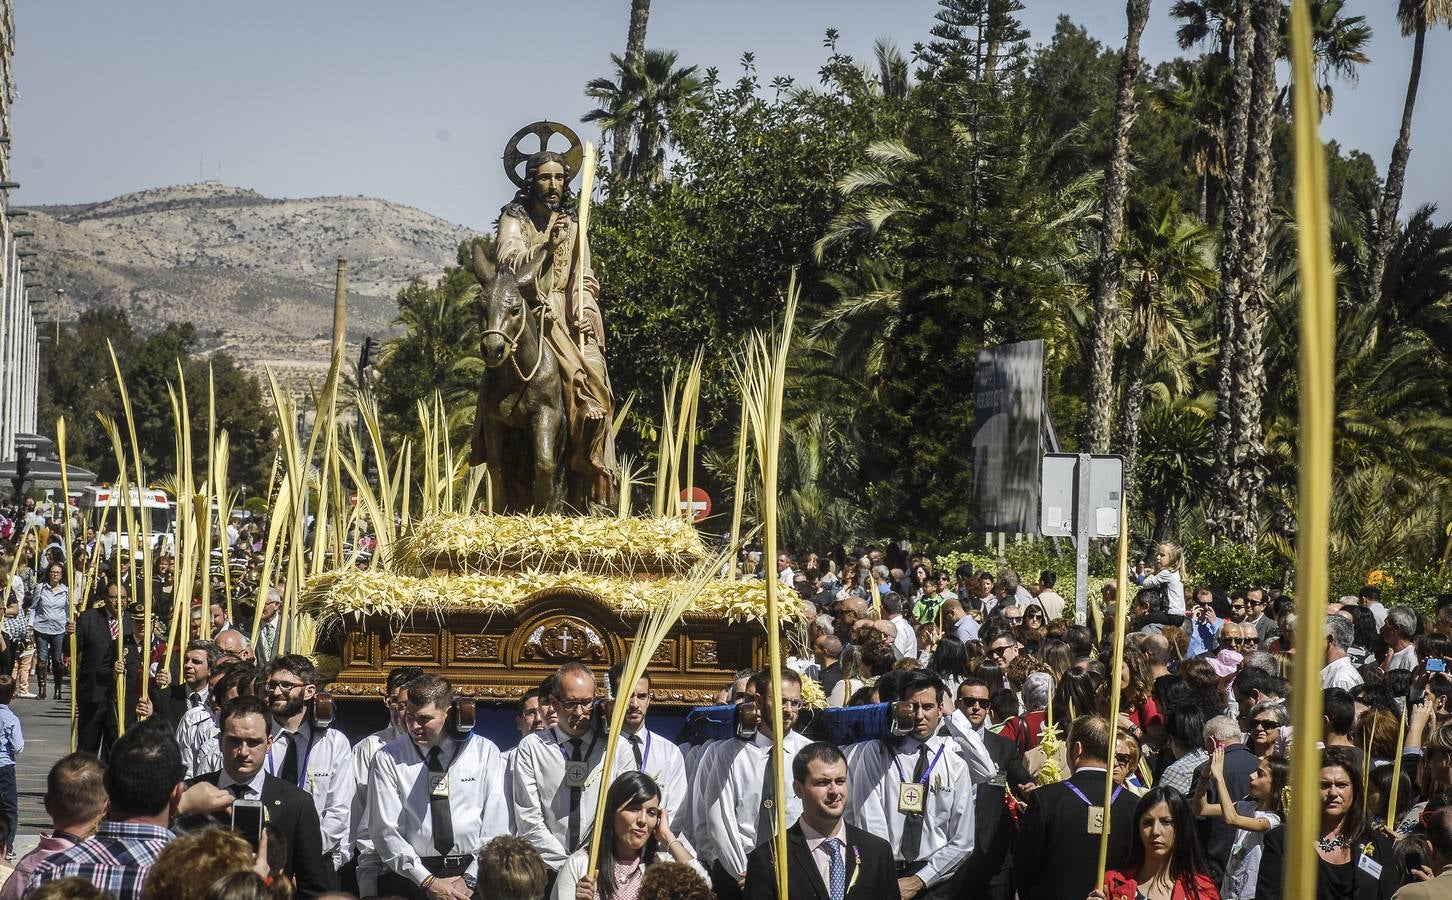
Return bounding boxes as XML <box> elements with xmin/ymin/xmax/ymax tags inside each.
<box><xmin>21</xmin><ymin>181</ymin><xmax>477</xmax><ymax>384</ymax></box>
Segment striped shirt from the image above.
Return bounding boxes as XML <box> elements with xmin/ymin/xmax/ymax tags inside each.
<box><xmin>26</xmin><ymin>821</ymin><xmax>173</xmax><ymax>900</ymax></box>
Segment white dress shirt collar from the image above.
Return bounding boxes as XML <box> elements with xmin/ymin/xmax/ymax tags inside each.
<box><xmin>218</xmin><ymin>765</ymin><xmax>268</xmax><ymax>799</ymax></box>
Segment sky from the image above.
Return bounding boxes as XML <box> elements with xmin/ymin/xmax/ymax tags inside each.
<box><xmin>10</xmin><ymin>1</ymin><xmax>1451</xmax><ymax>233</ymax></box>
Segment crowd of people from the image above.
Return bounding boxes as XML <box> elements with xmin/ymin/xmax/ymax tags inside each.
<box><xmin>5</xmin><ymin>500</ymin><xmax>1452</xmax><ymax>899</ymax></box>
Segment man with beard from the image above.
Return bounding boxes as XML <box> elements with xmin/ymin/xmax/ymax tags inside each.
<box><xmin>261</xmin><ymin>654</ymin><xmax>354</xmax><ymax>874</ymax></box>
<box><xmin>696</xmin><ymin>668</ymin><xmax>811</xmax><ymax>900</ymax></box>
<box><xmin>488</xmin><ymin>142</ymin><xmax>616</xmax><ymax>505</ymax></box>
<box><xmin>511</xmin><ymin>661</ymin><xmax>607</xmax><ymax>874</ymax></box>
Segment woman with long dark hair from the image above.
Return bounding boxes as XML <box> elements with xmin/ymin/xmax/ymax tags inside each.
<box><xmin>1089</xmin><ymin>785</ymin><xmax>1218</xmax><ymax>899</ymax></box>
<box><xmin>1253</xmin><ymin>747</ymin><xmax>1400</xmax><ymax>899</ymax></box>
<box><xmin>928</xmin><ymin>633</ymin><xmax>972</xmax><ymax>696</ymax></box>
<box><xmin>555</xmin><ymin>770</ymin><xmax>703</xmax><ymax>900</ymax></box>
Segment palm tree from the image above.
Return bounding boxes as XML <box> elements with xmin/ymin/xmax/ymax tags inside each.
<box><xmin>611</xmin><ymin>0</ymin><xmax>652</xmax><ymax>175</ymax></box>
<box><xmin>1153</xmin><ymin>57</ymin><xmax>1228</xmax><ymax>220</ymax></box>
<box><xmin>1118</xmin><ymin>197</ymin><xmax>1217</xmax><ymax>508</ymax></box>
<box><xmin>1369</xmin><ymin>0</ymin><xmax>1452</xmax><ymax>306</ymax></box>
<box><xmin>585</xmin><ymin>48</ymin><xmax>705</xmax><ymax>186</ymax></box>
<box><xmin>1083</xmin><ymin>0</ymin><xmax>1152</xmax><ymax>455</ymax></box>
<box><xmin>1285</xmin><ymin>0</ymin><xmax>1372</xmax><ymax>114</ymax></box>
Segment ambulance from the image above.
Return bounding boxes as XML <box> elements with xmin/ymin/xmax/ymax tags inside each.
<box><xmin>79</xmin><ymin>485</ymin><xmax>175</xmax><ymax>557</ymax></box>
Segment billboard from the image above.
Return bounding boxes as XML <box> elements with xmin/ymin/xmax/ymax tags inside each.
<box><xmin>971</xmin><ymin>339</ymin><xmax>1044</xmax><ymax>533</ymax></box>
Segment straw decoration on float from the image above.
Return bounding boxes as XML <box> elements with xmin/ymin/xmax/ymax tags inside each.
<box><xmin>1283</xmin><ymin>0</ymin><xmax>1337</xmax><ymax>895</ymax></box>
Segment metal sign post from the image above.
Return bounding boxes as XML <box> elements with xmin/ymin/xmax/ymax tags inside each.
<box><xmin>1041</xmin><ymin>453</ymin><xmax>1124</xmax><ymax>624</ymax></box>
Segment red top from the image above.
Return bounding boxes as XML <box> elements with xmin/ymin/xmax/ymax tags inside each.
<box><xmin>1103</xmin><ymin>869</ymin><xmax>1220</xmax><ymax>900</ymax></box>
<box><xmin>1127</xmin><ymin>696</ymin><xmax>1163</xmax><ymax>730</ymax></box>
<box><xmin>1001</xmin><ymin>709</ymin><xmax>1047</xmax><ymax>752</ymax></box>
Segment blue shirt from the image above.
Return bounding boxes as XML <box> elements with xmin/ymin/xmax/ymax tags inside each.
<box><xmin>0</xmin><ymin>704</ymin><xmax>21</xmax><ymax>767</ymax></box>
<box><xmin>1186</xmin><ymin>615</ymin><xmax>1223</xmax><ymax>658</ymax></box>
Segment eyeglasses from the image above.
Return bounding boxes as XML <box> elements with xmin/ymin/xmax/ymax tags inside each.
<box><xmin>777</xmin><ymin>699</ymin><xmax>805</xmax><ymax>710</ymax></box>
<box><xmin>1114</xmin><ymin>753</ymin><xmax>1135</xmax><ymax>766</ymax></box>
<box><xmin>1003</xmin><ymin>615</ymin><xmax>1024</xmax><ymax>624</ymax></box>
<box><xmin>265</xmin><ymin>680</ymin><xmax>304</xmax><ymax>693</ymax></box>
<box><xmin>1250</xmin><ymin>719</ymin><xmax>1282</xmax><ymax>731</ymax></box>
<box><xmin>957</xmin><ymin>697</ymin><xmax>991</xmax><ymax>709</ymax></box>
<box><xmin>990</xmin><ymin>644</ymin><xmax>1018</xmax><ymax>657</ymax></box>
<box><xmin>1222</xmin><ymin>637</ymin><xmax>1256</xmax><ymax>647</ymax></box>
<box><xmin>553</xmin><ymin>696</ymin><xmax>594</xmax><ymax>711</ymax></box>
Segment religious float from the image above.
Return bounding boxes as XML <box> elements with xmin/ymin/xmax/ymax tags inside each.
<box><xmin>304</xmin><ymin>512</ymin><xmax>782</xmax><ymax>707</ymax></box>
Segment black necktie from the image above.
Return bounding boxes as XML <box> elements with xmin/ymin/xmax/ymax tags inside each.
<box><xmin>189</xmin><ymin>692</ymin><xmax>202</xmax><ymax>709</ymax></box>
<box><xmin>627</xmin><ymin>733</ymin><xmax>643</xmax><ymax>769</ymax></box>
<box><xmin>427</xmin><ymin>747</ymin><xmax>454</xmax><ymax>856</ymax></box>
<box><xmin>900</xmin><ymin>742</ymin><xmax>930</xmax><ymax>862</ymax></box>
<box><xmin>567</xmin><ymin>738</ymin><xmax>584</xmax><ymax>852</ymax></box>
<box><xmin>278</xmin><ymin>732</ymin><xmax>300</xmax><ymax>786</ymax></box>
<box><xmin>229</xmin><ymin>783</ymin><xmax>248</xmax><ymax>800</ymax></box>
<box><xmin>755</xmin><ymin>746</ymin><xmax>778</xmax><ymax>844</ymax></box>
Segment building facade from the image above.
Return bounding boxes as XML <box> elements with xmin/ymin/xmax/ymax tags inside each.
<box><xmin>0</xmin><ymin>0</ymin><xmax>38</xmax><ymax>465</ymax></box>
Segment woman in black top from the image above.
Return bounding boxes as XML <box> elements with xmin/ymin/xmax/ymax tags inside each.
<box><xmin>1255</xmin><ymin>747</ymin><xmax>1400</xmax><ymax>899</ymax></box>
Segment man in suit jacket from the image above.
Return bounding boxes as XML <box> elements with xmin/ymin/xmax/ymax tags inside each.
<box><xmin>68</xmin><ymin>579</ymin><xmax>138</xmax><ymax>758</ymax></box>
<box><xmin>1012</xmin><ymin>715</ymin><xmax>1139</xmax><ymax>900</ymax></box>
<box><xmin>947</xmin><ymin>678</ymin><xmax>1031</xmax><ymax>900</ymax></box>
<box><xmin>744</xmin><ymin>741</ymin><xmax>898</xmax><ymax>900</ymax></box>
<box><xmin>181</xmin><ymin>694</ymin><xmax>336</xmax><ymax>898</ymax></box>
<box><xmin>1195</xmin><ymin>715</ymin><xmax>1262</xmax><ymax>882</ymax></box>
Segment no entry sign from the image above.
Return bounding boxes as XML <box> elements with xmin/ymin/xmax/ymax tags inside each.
<box><xmin>678</xmin><ymin>486</ymin><xmax>711</xmax><ymax>523</ymax></box>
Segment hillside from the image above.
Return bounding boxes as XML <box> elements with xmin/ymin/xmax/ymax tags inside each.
<box><xmin>22</xmin><ymin>181</ymin><xmax>477</xmax><ymax>384</ymax></box>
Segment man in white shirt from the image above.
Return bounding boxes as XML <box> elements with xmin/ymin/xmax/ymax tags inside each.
<box><xmin>349</xmin><ymin>665</ymin><xmax>424</xmax><ymax>898</ymax></box>
<box><xmin>777</xmin><ymin>553</ymin><xmax>796</xmax><ymax>587</ymax></box>
<box><xmin>177</xmin><ymin>659</ymin><xmax>246</xmax><ymax>779</ymax></box>
<box><xmin>941</xmin><ymin>599</ymin><xmax>980</xmax><ymax>644</ymax></box>
<box><xmin>606</xmin><ymin>665</ymin><xmax>690</xmax><ymax>832</ymax></box>
<box><xmin>697</xmin><ymin>668</ymin><xmax>810</xmax><ymax>900</ymax></box>
<box><xmin>882</xmin><ymin>593</ymin><xmax>918</xmax><ymax>661</ymax></box>
<box><xmin>845</xmin><ymin>670</ymin><xmax>974</xmax><ymax>900</ymax></box>
<box><xmin>1383</xmin><ymin>606</ymin><xmax>1421</xmax><ymax>671</ymax></box>
<box><xmin>261</xmin><ymin>655</ymin><xmax>355</xmax><ymax>872</ymax></box>
<box><xmin>1033</xmin><ymin>570</ymin><xmax>1067</xmax><ymax>622</ymax></box>
<box><xmin>1321</xmin><ymin>614</ymin><xmax>1365</xmax><ymax>690</ymax></box>
<box><xmin>511</xmin><ymin>661</ymin><xmax>607</xmax><ymax>872</ymax></box>
<box><xmin>369</xmin><ymin>674</ymin><xmax>510</xmax><ymax>898</ymax></box>
<box><xmin>1360</xmin><ymin>584</ymin><xmax>1390</xmax><ymax>629</ymax></box>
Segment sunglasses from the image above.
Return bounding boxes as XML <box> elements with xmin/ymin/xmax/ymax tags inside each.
<box><xmin>990</xmin><ymin>644</ymin><xmax>1018</xmax><ymax>657</ymax></box>
<box><xmin>1114</xmin><ymin>753</ymin><xmax>1135</xmax><ymax>766</ymax></box>
<box><xmin>1222</xmin><ymin>637</ymin><xmax>1256</xmax><ymax>646</ymax></box>
<box><xmin>1003</xmin><ymin>616</ymin><xmax>1023</xmax><ymax>624</ymax></box>
<box><xmin>1250</xmin><ymin>719</ymin><xmax>1282</xmax><ymax>731</ymax></box>
<box><xmin>957</xmin><ymin>697</ymin><xmax>991</xmax><ymax>709</ymax></box>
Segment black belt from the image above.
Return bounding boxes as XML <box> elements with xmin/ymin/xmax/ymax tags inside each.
<box><xmin>419</xmin><ymin>855</ymin><xmax>472</xmax><ymax>877</ymax></box>
<box><xmin>897</xmin><ymin>859</ymin><xmax>928</xmax><ymax>878</ymax></box>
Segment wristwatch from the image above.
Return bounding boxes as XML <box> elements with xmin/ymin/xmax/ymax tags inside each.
<box><xmin>463</xmin><ymin>873</ymin><xmax>477</xmax><ymax>891</ymax></box>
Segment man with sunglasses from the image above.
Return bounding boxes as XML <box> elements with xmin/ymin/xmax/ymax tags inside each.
<box><xmin>1217</xmin><ymin>621</ymin><xmax>1259</xmax><ymax>655</ymax></box>
<box><xmin>263</xmin><ymin>655</ymin><xmax>355</xmax><ymax>874</ymax></box>
<box><xmin>1243</xmin><ymin>587</ymin><xmax>1276</xmax><ymax>650</ymax></box>
<box><xmin>946</xmin><ymin>678</ymin><xmax>1030</xmax><ymax>900</ymax></box>
<box><xmin>845</xmin><ymin>670</ymin><xmax>973</xmax><ymax>900</ymax></box>
<box><xmin>1183</xmin><ymin>588</ymin><xmax>1223</xmax><ymax>658</ymax></box>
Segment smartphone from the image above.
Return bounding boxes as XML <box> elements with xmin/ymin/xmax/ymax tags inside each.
<box><xmin>231</xmin><ymin>799</ymin><xmax>265</xmax><ymax>849</ymax></box>
<box><xmin>1407</xmin><ymin>851</ymin><xmax>1424</xmax><ymax>872</ymax></box>
<box><xmin>1429</xmin><ymin>659</ymin><xmax>1447</xmax><ymax>674</ymax></box>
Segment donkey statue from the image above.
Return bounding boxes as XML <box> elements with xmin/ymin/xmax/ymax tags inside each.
<box><xmin>467</xmin><ymin>245</ymin><xmax>567</xmax><ymax>513</ymax></box>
